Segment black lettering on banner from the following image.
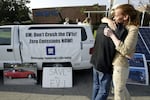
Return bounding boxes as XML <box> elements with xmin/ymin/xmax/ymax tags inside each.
<box><xmin>62</xmin><ymin>38</ymin><xmax>73</xmax><ymax>43</ymax></box>
<box><xmin>29</xmin><ymin>39</ymin><xmax>38</xmax><ymax>43</ymax></box>
<box><xmin>44</xmin><ymin>57</ymin><xmax>71</xmax><ymax>59</ymax></box>
<box><xmin>58</xmin><ymin>32</ymin><xmax>65</xmax><ymax>36</ymax></box>
<box><xmin>26</xmin><ymin>33</ymin><xmax>32</xmax><ymax>37</ymax></box>
<box><xmin>45</xmin><ymin>32</ymin><xmax>57</xmax><ymax>36</ymax></box>
<box><xmin>66</xmin><ymin>32</ymin><xmax>77</xmax><ymax>36</ymax></box>
<box><xmin>34</xmin><ymin>32</ymin><xmax>44</xmax><ymax>37</ymax></box>
<box><xmin>39</xmin><ymin>39</ymin><xmax>60</xmax><ymax>43</ymax></box>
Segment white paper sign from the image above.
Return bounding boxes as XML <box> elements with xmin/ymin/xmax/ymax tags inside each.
<box><xmin>42</xmin><ymin>67</ymin><xmax>72</xmax><ymax>88</ymax></box>
<box><xmin>20</xmin><ymin>26</ymin><xmax>81</xmax><ymax>63</ymax></box>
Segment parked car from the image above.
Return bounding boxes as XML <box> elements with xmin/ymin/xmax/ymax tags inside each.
<box><xmin>4</xmin><ymin>69</ymin><xmax>36</xmax><ymax>79</ymax></box>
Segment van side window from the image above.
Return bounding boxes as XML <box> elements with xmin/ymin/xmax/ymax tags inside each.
<box><xmin>81</xmin><ymin>27</ymin><xmax>87</xmax><ymax>41</ymax></box>
<box><xmin>0</xmin><ymin>28</ymin><xmax>11</xmax><ymax>45</ymax></box>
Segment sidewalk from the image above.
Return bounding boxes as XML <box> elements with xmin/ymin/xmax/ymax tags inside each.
<box><xmin>0</xmin><ymin>84</ymin><xmax>150</xmax><ymax>100</ymax></box>
<box><xmin>0</xmin><ymin>91</ymin><xmax>150</xmax><ymax>100</ymax></box>
<box><xmin>0</xmin><ymin>69</ymin><xmax>150</xmax><ymax>100</ymax></box>
<box><xmin>0</xmin><ymin>91</ymin><xmax>89</xmax><ymax>100</ymax></box>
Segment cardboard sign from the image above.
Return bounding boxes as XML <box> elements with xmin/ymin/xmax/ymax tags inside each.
<box><xmin>42</xmin><ymin>67</ymin><xmax>72</xmax><ymax>88</ymax></box>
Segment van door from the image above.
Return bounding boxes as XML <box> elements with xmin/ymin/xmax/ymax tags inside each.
<box><xmin>0</xmin><ymin>26</ymin><xmax>21</xmax><ymax>63</ymax></box>
<box><xmin>80</xmin><ymin>26</ymin><xmax>95</xmax><ymax>68</ymax></box>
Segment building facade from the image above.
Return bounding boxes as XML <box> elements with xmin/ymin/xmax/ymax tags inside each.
<box><xmin>32</xmin><ymin>5</ymin><xmax>106</xmax><ymax>25</ymax></box>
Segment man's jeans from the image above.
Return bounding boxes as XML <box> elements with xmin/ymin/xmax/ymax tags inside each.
<box><xmin>92</xmin><ymin>68</ymin><xmax>112</xmax><ymax>100</ymax></box>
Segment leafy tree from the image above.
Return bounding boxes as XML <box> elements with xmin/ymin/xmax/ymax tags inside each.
<box><xmin>80</xmin><ymin>7</ymin><xmax>86</xmax><ymax>15</ymax></box>
<box><xmin>0</xmin><ymin>0</ymin><xmax>31</xmax><ymax>25</ymax></box>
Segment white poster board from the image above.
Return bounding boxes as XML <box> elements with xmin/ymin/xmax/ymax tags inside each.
<box><xmin>42</xmin><ymin>67</ymin><xmax>72</xmax><ymax>88</ymax></box>
<box><xmin>127</xmin><ymin>53</ymin><xmax>149</xmax><ymax>85</ymax></box>
<box><xmin>20</xmin><ymin>26</ymin><xmax>81</xmax><ymax>63</ymax></box>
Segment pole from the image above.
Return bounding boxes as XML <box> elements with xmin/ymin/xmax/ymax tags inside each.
<box><xmin>141</xmin><ymin>11</ymin><xmax>145</xmax><ymax>26</ymax></box>
<box><xmin>128</xmin><ymin>0</ymin><xmax>130</xmax><ymax>4</ymax></box>
<box><xmin>107</xmin><ymin>0</ymin><xmax>114</xmax><ymax>17</ymax></box>
<box><xmin>110</xmin><ymin>0</ymin><xmax>114</xmax><ymax>10</ymax></box>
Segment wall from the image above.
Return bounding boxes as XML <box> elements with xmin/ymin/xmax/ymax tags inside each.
<box><xmin>32</xmin><ymin>5</ymin><xmax>106</xmax><ymax>24</ymax></box>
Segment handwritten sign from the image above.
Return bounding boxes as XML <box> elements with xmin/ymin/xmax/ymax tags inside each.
<box><xmin>42</xmin><ymin>67</ymin><xmax>72</xmax><ymax>88</ymax></box>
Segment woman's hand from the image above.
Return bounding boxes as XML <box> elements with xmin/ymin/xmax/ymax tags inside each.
<box><xmin>125</xmin><ymin>53</ymin><xmax>134</xmax><ymax>59</ymax></box>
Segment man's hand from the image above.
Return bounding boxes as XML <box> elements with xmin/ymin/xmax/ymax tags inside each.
<box><xmin>104</xmin><ymin>27</ymin><xmax>121</xmax><ymax>47</ymax></box>
<box><xmin>101</xmin><ymin>17</ymin><xmax>117</xmax><ymax>31</ymax></box>
<box><xmin>104</xmin><ymin>27</ymin><xmax>114</xmax><ymax>37</ymax></box>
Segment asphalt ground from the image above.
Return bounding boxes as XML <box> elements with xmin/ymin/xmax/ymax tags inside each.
<box><xmin>0</xmin><ymin>69</ymin><xmax>150</xmax><ymax>100</ymax></box>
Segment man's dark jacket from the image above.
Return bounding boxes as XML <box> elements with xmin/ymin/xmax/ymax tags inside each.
<box><xmin>90</xmin><ymin>23</ymin><xmax>128</xmax><ymax>74</ymax></box>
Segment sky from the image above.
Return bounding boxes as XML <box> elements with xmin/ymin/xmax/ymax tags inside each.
<box><xmin>28</xmin><ymin>0</ymin><xmax>108</xmax><ymax>9</ymax></box>
<box><xmin>27</xmin><ymin>0</ymin><xmax>150</xmax><ymax>9</ymax></box>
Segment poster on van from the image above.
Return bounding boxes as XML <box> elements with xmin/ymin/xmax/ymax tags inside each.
<box><xmin>20</xmin><ymin>27</ymin><xmax>81</xmax><ymax>63</ymax></box>
<box><xmin>127</xmin><ymin>53</ymin><xmax>149</xmax><ymax>85</ymax></box>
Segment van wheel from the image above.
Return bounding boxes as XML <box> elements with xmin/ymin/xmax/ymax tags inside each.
<box><xmin>28</xmin><ymin>74</ymin><xmax>32</xmax><ymax>78</ymax></box>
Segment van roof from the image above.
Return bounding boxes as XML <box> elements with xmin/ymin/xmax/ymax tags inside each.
<box><xmin>0</xmin><ymin>24</ymin><xmax>90</xmax><ymax>28</ymax></box>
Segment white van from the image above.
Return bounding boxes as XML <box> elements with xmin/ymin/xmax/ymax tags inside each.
<box><xmin>0</xmin><ymin>24</ymin><xmax>94</xmax><ymax>70</ymax></box>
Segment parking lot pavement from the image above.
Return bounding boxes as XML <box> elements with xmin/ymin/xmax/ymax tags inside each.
<box><xmin>0</xmin><ymin>69</ymin><xmax>150</xmax><ymax>100</ymax></box>
<box><xmin>108</xmin><ymin>84</ymin><xmax>150</xmax><ymax>100</ymax></box>
<box><xmin>1</xmin><ymin>86</ymin><xmax>150</xmax><ymax>100</ymax></box>
<box><xmin>0</xmin><ymin>87</ymin><xmax>148</xmax><ymax>100</ymax></box>
<box><xmin>108</xmin><ymin>96</ymin><xmax>150</xmax><ymax>100</ymax></box>
<box><xmin>0</xmin><ymin>91</ymin><xmax>90</xmax><ymax>100</ymax></box>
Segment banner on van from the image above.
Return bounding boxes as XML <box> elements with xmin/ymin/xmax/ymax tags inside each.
<box><xmin>20</xmin><ymin>27</ymin><xmax>81</xmax><ymax>63</ymax></box>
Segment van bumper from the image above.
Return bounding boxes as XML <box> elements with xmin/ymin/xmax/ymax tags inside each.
<box><xmin>72</xmin><ymin>61</ymin><xmax>93</xmax><ymax>70</ymax></box>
